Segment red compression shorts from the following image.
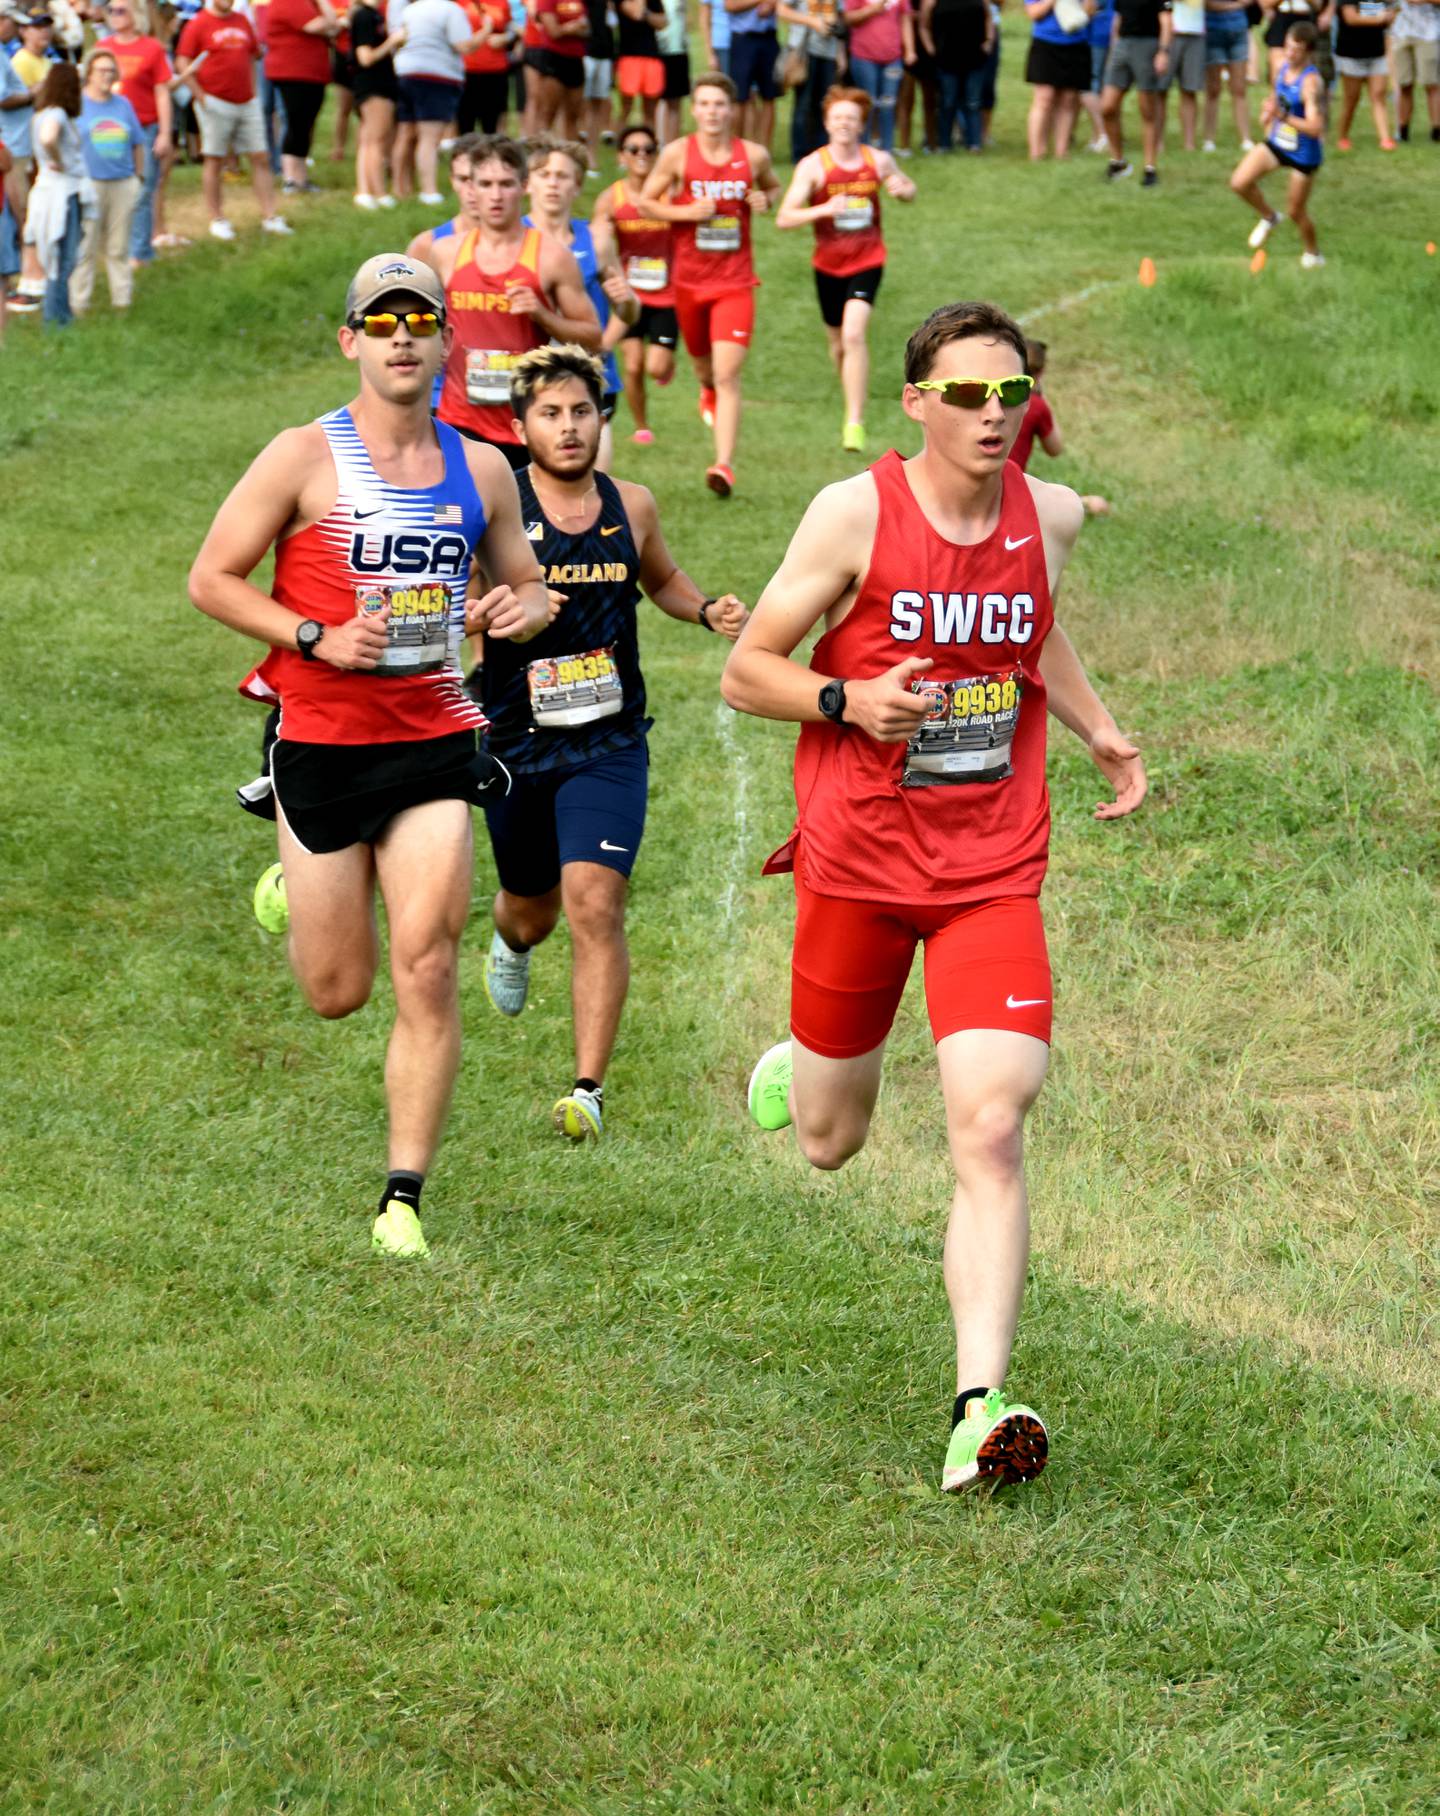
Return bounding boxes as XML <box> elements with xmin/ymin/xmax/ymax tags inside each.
<box><xmin>790</xmin><ymin>873</ymin><xmax>1053</xmax><ymax>1060</ymax></box>
<box><xmin>674</xmin><ymin>286</ymin><xmax>755</xmax><ymax>360</ymax></box>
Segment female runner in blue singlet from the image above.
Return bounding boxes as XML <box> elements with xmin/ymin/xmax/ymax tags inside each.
<box><xmin>1228</xmin><ymin>19</ymin><xmax>1327</xmax><ymax>265</ymax></box>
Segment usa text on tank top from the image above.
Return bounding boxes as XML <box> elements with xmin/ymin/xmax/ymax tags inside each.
<box><xmin>609</xmin><ymin>179</ymin><xmax>675</xmax><ymax>306</ymax></box>
<box><xmin>671</xmin><ymin>136</ymin><xmax>757</xmax><ymax>295</ymax></box>
<box><xmin>266</xmin><ymin>407</ymin><xmax>487</xmax><ymax>746</ymax></box>
<box><xmin>478</xmin><ymin>468</ymin><xmax>652</xmax><ymax>773</ymax></box>
<box><xmin>441</xmin><ymin>225</ymin><xmax>550</xmax><ymax>445</ymax></box>
<box><xmin>763</xmin><ymin>450</ymin><xmax>1055</xmax><ymax>905</ymax></box>
<box><xmin>811</xmin><ymin>145</ymin><xmax>885</xmax><ymax>278</ymax></box>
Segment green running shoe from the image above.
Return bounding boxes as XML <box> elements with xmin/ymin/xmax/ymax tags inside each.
<box><xmin>553</xmin><ymin>1086</ymin><xmax>603</xmax><ymax>1141</ymax></box>
<box><xmin>941</xmin><ymin>1390</ymin><xmax>1048</xmax><ymax>1494</ymax></box>
<box><xmin>371</xmin><ymin>1201</ymin><xmax>429</xmax><ymax>1259</ymax></box>
<box><xmin>484</xmin><ymin>929</ymin><xmax>531</xmax><ymax>1017</ymax></box>
<box><xmin>842</xmin><ymin>422</ymin><xmax>866</xmax><ymax>453</ymax></box>
<box><xmin>253</xmin><ymin>861</ymin><xmax>288</xmax><ymax>935</ymax></box>
<box><xmin>747</xmin><ymin>1040</ymin><xmax>793</xmax><ymax>1131</ymax></box>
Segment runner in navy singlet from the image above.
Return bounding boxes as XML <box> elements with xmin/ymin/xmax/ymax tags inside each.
<box><xmin>463</xmin><ymin>343</ymin><xmax>749</xmax><ymax>1143</ymax></box>
<box><xmin>189</xmin><ymin>253</ymin><xmax>553</xmax><ymax>1260</ymax></box>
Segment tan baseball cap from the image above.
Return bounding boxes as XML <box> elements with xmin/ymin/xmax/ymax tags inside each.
<box><xmin>345</xmin><ymin>253</ymin><xmax>446</xmax><ymax>321</ymax></box>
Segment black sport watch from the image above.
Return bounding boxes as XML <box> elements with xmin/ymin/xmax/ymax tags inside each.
<box><xmin>296</xmin><ymin>620</ymin><xmax>326</xmax><ymax>663</ymax></box>
<box><xmin>818</xmin><ymin>679</ymin><xmax>847</xmax><ymax>724</ymax></box>
<box><xmin>698</xmin><ymin>597</ymin><xmax>717</xmax><ymax>632</ymax></box>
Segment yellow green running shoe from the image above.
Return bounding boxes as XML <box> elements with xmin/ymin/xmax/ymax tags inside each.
<box><xmin>842</xmin><ymin>422</ymin><xmax>866</xmax><ymax>454</ymax></box>
<box><xmin>942</xmin><ymin>1390</ymin><xmax>1048</xmax><ymax>1494</ymax></box>
<box><xmin>371</xmin><ymin>1201</ymin><xmax>429</xmax><ymax>1259</ymax></box>
<box><xmin>747</xmin><ymin>1040</ymin><xmax>793</xmax><ymax>1131</ymax></box>
<box><xmin>552</xmin><ymin>1086</ymin><xmax>603</xmax><ymax>1141</ymax></box>
<box><xmin>253</xmin><ymin>861</ymin><xmax>288</xmax><ymax>935</ymax></box>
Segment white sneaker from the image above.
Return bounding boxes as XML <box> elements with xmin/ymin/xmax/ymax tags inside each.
<box><xmin>1202</xmin><ymin>138</ymin><xmax>1217</xmax><ymax>152</ymax></box>
<box><xmin>353</xmin><ymin>192</ymin><xmax>379</xmax><ymax>210</ymax></box>
<box><xmin>208</xmin><ymin>218</ymin><xmax>236</xmax><ymax>241</ymax></box>
<box><xmin>261</xmin><ymin>215</ymin><xmax>295</xmax><ymax>236</ymax></box>
<box><xmin>439</xmin><ymin>137</ymin><xmax>457</xmax><ymax>153</ymax></box>
<box><xmin>484</xmin><ymin>929</ymin><xmax>531</xmax><ymax>1017</ymax></box>
<box><xmin>1241</xmin><ymin>137</ymin><xmax>1255</xmax><ymax>150</ymax></box>
<box><xmin>1087</xmin><ymin>135</ymin><xmax>1110</xmax><ymax>154</ymax></box>
<box><xmin>1247</xmin><ymin>212</ymin><xmax>1278</xmax><ymax>250</ymax></box>
<box><xmin>1300</xmin><ymin>251</ymin><xmax>1326</xmax><ymax>269</ymax></box>
<box><xmin>376</xmin><ymin>193</ymin><xmax>398</xmax><ymax>208</ymax></box>
<box><xmin>419</xmin><ymin>190</ymin><xmax>445</xmax><ymax>206</ymax></box>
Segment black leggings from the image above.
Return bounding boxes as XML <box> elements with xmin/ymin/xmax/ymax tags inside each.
<box><xmin>458</xmin><ymin>69</ymin><xmax>509</xmax><ymax>134</ymax></box>
<box><xmin>275</xmin><ymin>78</ymin><xmax>327</xmax><ymax>158</ymax></box>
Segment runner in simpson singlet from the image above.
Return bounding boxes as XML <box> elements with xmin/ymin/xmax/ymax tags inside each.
<box><xmin>190</xmin><ymin>253</ymin><xmax>553</xmax><ymax>1261</ymax></box>
<box><xmin>523</xmin><ymin>134</ymin><xmax>641</xmax><ymax>471</ymax></box>
<box><xmin>1229</xmin><ymin>19</ymin><xmax>1326</xmax><ymax>266</ymax></box>
<box><xmin>409</xmin><ymin>132</ymin><xmax>601</xmax><ymax>468</ymax></box>
<box><xmin>776</xmin><ymin>85</ymin><xmax>915</xmax><ymax>457</ymax></box>
<box><xmin>638</xmin><ymin>70</ymin><xmax>779</xmax><ymax>497</ymax></box>
<box><xmin>462</xmin><ymin>344</ymin><xmax>749</xmax><ymax>1142</ymax></box>
<box><xmin>590</xmin><ymin>122</ymin><xmax>678</xmax><ymax>448</ymax></box>
<box><xmin>721</xmin><ymin>300</ymin><xmax>1147</xmax><ymax>1495</ymax></box>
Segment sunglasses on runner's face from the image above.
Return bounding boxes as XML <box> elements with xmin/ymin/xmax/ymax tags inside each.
<box><xmin>350</xmin><ymin>310</ymin><xmax>443</xmax><ymax>338</ymax></box>
<box><xmin>622</xmin><ymin>138</ymin><xmax>657</xmax><ymax>156</ymax></box>
<box><xmin>913</xmin><ymin>375</ymin><xmax>1035</xmax><ymax>409</ymax></box>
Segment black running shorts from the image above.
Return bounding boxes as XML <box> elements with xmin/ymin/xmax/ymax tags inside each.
<box><xmin>271</xmin><ymin>731</ymin><xmax>510</xmax><ymax>854</ymax></box>
<box><xmin>624</xmin><ymin>302</ymin><xmax>679</xmax><ymax>348</ymax></box>
<box><xmin>813</xmin><ymin>263</ymin><xmax>884</xmax><ymax>329</ymax></box>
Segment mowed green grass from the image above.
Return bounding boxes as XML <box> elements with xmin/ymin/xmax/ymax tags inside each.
<box><xmin>3</xmin><ymin>56</ymin><xmax>1439</xmax><ymax>1810</ymax></box>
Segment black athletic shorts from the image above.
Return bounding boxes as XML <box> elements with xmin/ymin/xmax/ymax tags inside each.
<box><xmin>624</xmin><ymin>302</ymin><xmax>679</xmax><ymax>348</ymax></box>
<box><xmin>271</xmin><ymin>730</ymin><xmax>510</xmax><ymax>854</ymax></box>
<box><xmin>525</xmin><ymin>47</ymin><xmax>586</xmax><ymax>88</ymax></box>
<box><xmin>814</xmin><ymin>262</ymin><xmax>884</xmax><ymax>328</ymax></box>
<box><xmin>601</xmin><ymin>390</ymin><xmax>619</xmax><ymax>420</ymax></box>
<box><xmin>482</xmin><ymin>737</ymin><xmax>648</xmax><ymax>896</ymax></box>
<box><xmin>1025</xmin><ymin>36</ymin><xmax>1091</xmax><ymax>89</ymax></box>
<box><xmin>450</xmin><ymin>422</ymin><xmax>531</xmax><ymax>470</ymax></box>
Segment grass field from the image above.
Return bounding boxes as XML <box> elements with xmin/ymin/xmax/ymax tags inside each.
<box><xmin>4</xmin><ymin>53</ymin><xmax>1440</xmax><ymax>1812</ymax></box>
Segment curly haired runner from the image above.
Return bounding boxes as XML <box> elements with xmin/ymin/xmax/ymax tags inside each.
<box><xmin>723</xmin><ymin>300</ymin><xmax>1147</xmax><ymax>1495</ymax></box>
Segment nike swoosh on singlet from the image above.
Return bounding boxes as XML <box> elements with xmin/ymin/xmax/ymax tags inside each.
<box><xmin>1004</xmin><ymin>535</ymin><xmax>1034</xmax><ymax>550</ymax></box>
<box><xmin>600</xmin><ymin>524</ymin><xmax>623</xmax><ymax>536</ymax></box>
<box><xmin>1006</xmin><ymin>995</ymin><xmax>1048</xmax><ymax>1009</ymax></box>
<box><xmin>353</xmin><ymin>507</ymin><xmax>386</xmax><ymax>520</ymax></box>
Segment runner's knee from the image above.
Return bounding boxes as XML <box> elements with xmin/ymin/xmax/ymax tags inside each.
<box><xmin>564</xmin><ymin>876</ymin><xmax>626</xmax><ymax>942</ymax></box>
<box><xmin>795</xmin><ymin>1115</ymin><xmax>867</xmax><ymax>1171</ymax></box>
<box><xmin>498</xmin><ymin>892</ymin><xmax>559</xmax><ymax>947</ymax></box>
<box><xmin>300</xmin><ymin>964</ymin><xmax>373</xmax><ymax>1020</ymax></box>
<box><xmin>391</xmin><ymin>937</ymin><xmax>458</xmax><ymax>1013</ymax></box>
<box><xmin>948</xmin><ymin>1097</ymin><xmax>1026</xmax><ymax>1176</ymax></box>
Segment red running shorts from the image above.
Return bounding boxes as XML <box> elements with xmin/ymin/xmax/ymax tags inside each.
<box><xmin>674</xmin><ymin>286</ymin><xmax>755</xmax><ymax>360</ymax></box>
<box><xmin>790</xmin><ymin>872</ymin><xmax>1053</xmax><ymax>1059</ymax></box>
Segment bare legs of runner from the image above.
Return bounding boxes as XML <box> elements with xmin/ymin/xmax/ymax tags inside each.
<box><xmin>824</xmin><ymin>296</ymin><xmax>872</xmax><ymax>433</ymax></box>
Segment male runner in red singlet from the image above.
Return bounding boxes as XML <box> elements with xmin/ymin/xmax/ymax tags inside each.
<box><xmin>722</xmin><ymin>300</ymin><xmax>1147</xmax><ymax>1494</ymax></box>
<box><xmin>189</xmin><ymin>253</ymin><xmax>553</xmax><ymax>1261</ymax></box>
<box><xmin>590</xmin><ymin>122</ymin><xmax>678</xmax><ymax>447</ymax></box>
<box><xmin>412</xmin><ymin>133</ymin><xmax>601</xmax><ymax>471</ymax></box>
<box><xmin>638</xmin><ymin>70</ymin><xmax>779</xmax><ymax>498</ymax></box>
<box><xmin>776</xmin><ymin>85</ymin><xmax>915</xmax><ymax>456</ymax></box>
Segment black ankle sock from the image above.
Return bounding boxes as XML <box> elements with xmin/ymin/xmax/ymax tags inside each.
<box><xmin>952</xmin><ymin>1387</ymin><xmax>992</xmax><ymax>1430</ymax></box>
<box><xmin>381</xmin><ymin>1170</ymin><xmax>424</xmax><ymax>1216</ymax></box>
<box><xmin>498</xmin><ymin>932</ymin><xmax>530</xmax><ymax>955</ymax></box>
<box><xmin>574</xmin><ymin>1078</ymin><xmax>603</xmax><ymax>1099</ymax></box>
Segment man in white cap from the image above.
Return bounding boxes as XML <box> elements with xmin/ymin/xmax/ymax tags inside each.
<box><xmin>189</xmin><ymin>253</ymin><xmax>553</xmax><ymax>1260</ymax></box>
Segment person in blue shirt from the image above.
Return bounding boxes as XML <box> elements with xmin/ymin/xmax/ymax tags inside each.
<box><xmin>73</xmin><ymin>44</ymin><xmax>144</xmax><ymax>311</ymax></box>
<box><xmin>1230</xmin><ymin>18</ymin><xmax>1326</xmax><ymax>266</ymax></box>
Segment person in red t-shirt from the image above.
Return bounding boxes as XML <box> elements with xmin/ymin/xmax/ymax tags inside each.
<box><xmin>721</xmin><ymin>299</ymin><xmax>1146</xmax><ymax>1497</ymax></box>
<box><xmin>95</xmin><ymin>0</ymin><xmax>174</xmax><ymax>265</ymax></box>
<box><xmin>776</xmin><ymin>84</ymin><xmax>915</xmax><ymax>455</ymax></box>
<box><xmin>175</xmin><ymin>0</ymin><xmax>292</xmax><ymax>240</ymax></box>
<box><xmin>638</xmin><ymin>70</ymin><xmax>780</xmax><ymax>498</ymax></box>
<box><xmin>263</xmin><ymin>0</ymin><xmax>343</xmax><ymax>192</ymax></box>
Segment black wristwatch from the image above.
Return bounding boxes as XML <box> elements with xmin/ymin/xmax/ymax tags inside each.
<box><xmin>296</xmin><ymin>619</ymin><xmax>326</xmax><ymax>662</ymax></box>
<box><xmin>818</xmin><ymin>679</ymin><xmax>847</xmax><ymax>724</ymax></box>
<box><xmin>698</xmin><ymin>596</ymin><xmax>717</xmax><ymax>632</ymax></box>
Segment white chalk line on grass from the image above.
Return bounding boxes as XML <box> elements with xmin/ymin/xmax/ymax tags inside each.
<box><xmin>1018</xmin><ymin>280</ymin><xmax>1125</xmax><ymax>327</ymax></box>
<box><xmin>714</xmin><ymin>699</ymin><xmax>751</xmax><ymax>935</ymax></box>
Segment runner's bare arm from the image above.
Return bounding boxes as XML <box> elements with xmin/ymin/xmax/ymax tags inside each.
<box><xmin>519</xmin><ymin>243</ymin><xmax>602</xmax><ymax>348</ymax></box>
<box><xmin>877</xmin><ymin>149</ymin><xmax>917</xmax><ymax>201</ymax></box>
<box><xmin>775</xmin><ymin>153</ymin><xmax>839</xmax><ymax>229</ymax></box>
<box><xmin>593</xmin><ymin>222</ymin><xmax>641</xmax><ymax>330</ymax></box>
<box><xmin>638</xmin><ymin>141</ymin><xmax>715</xmax><ymax>221</ymax></box>
<box><xmin>720</xmin><ymin>477</ymin><xmax>932</xmax><ymax>742</ymax></box>
<box><xmin>1040</xmin><ymin>626</ymin><xmax>1147</xmax><ymax>820</ymax></box>
<box><xmin>622</xmin><ymin>482</ymin><xmax>749</xmax><ymax>638</ymax></box>
<box><xmin>188</xmin><ymin>427</ymin><xmax>389</xmax><ymax>671</ymax></box>
<box><xmin>745</xmin><ymin>142</ymin><xmax>782</xmax><ymax>209</ymax></box>
<box><xmin>464</xmin><ymin>442</ymin><xmax>552</xmax><ymax>641</ymax></box>
<box><xmin>405</xmin><ymin>226</ymin><xmax>436</xmax><ymax>265</ymax></box>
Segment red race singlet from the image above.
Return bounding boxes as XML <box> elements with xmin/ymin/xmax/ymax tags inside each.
<box><xmin>810</xmin><ymin>145</ymin><xmax>885</xmax><ymax>278</ymax></box>
<box><xmin>670</xmin><ymin>136</ymin><xmax>757</xmax><ymax>300</ymax></box>
<box><xmin>440</xmin><ymin>225</ymin><xmax>550</xmax><ymax>445</ymax></box>
<box><xmin>764</xmin><ymin>450</ymin><xmax>1055</xmax><ymax>905</ymax></box>
<box><xmin>608</xmin><ymin>179</ymin><xmax>675</xmax><ymax>308</ymax></box>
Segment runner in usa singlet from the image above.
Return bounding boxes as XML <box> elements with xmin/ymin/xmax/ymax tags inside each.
<box><xmin>263</xmin><ymin>407</ymin><xmax>488</xmax><ymax>745</ymax></box>
<box><xmin>670</xmin><ymin>134</ymin><xmax>758</xmax><ymax>297</ymax></box>
<box><xmin>440</xmin><ymin>226</ymin><xmax>552</xmax><ymax>445</ymax></box>
<box><xmin>764</xmin><ymin>450</ymin><xmax>1055</xmax><ymax>905</ymax></box>
<box><xmin>809</xmin><ymin>144</ymin><xmax>886</xmax><ymax>278</ymax></box>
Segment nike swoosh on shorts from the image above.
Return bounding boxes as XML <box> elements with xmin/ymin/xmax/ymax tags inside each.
<box><xmin>1006</xmin><ymin>995</ymin><xmax>1048</xmax><ymax>1009</ymax></box>
<box><xmin>600</xmin><ymin>839</ymin><xmax>629</xmax><ymax>852</ymax></box>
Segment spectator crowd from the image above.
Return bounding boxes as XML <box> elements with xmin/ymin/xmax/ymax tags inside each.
<box><xmin>2</xmin><ymin>0</ymin><xmax>1435</xmax><ymax>329</ymax></box>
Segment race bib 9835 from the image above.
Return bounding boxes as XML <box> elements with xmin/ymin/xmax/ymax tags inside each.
<box><xmin>527</xmin><ymin>646</ymin><xmax>624</xmax><ymax>728</ymax></box>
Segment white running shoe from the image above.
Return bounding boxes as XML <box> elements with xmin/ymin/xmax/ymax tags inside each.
<box><xmin>419</xmin><ymin>190</ymin><xmax>445</xmax><ymax>206</ymax></box>
<box><xmin>262</xmin><ymin>215</ymin><xmax>295</xmax><ymax>236</ymax></box>
<box><xmin>1087</xmin><ymin>135</ymin><xmax>1110</xmax><ymax>154</ymax></box>
<box><xmin>1300</xmin><ymin>251</ymin><xmax>1326</xmax><ymax>269</ymax></box>
<box><xmin>376</xmin><ymin>193</ymin><xmax>398</xmax><ymax>208</ymax></box>
<box><xmin>208</xmin><ymin>218</ymin><xmax>236</xmax><ymax>241</ymax></box>
<box><xmin>1241</xmin><ymin>137</ymin><xmax>1255</xmax><ymax>150</ymax></box>
<box><xmin>1247</xmin><ymin>212</ymin><xmax>1279</xmax><ymax>250</ymax></box>
<box><xmin>1202</xmin><ymin>138</ymin><xmax>1217</xmax><ymax>152</ymax></box>
<box><xmin>354</xmin><ymin>192</ymin><xmax>379</xmax><ymax>210</ymax></box>
<box><xmin>484</xmin><ymin>929</ymin><xmax>531</xmax><ymax>1017</ymax></box>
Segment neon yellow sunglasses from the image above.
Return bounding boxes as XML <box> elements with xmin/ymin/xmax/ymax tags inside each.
<box><xmin>913</xmin><ymin>374</ymin><xmax>1035</xmax><ymax>409</ymax></box>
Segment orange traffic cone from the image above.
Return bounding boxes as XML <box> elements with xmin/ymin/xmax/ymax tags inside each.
<box><xmin>1428</xmin><ymin>242</ymin><xmax>1437</xmax><ymax>256</ymax></box>
<box><xmin>1138</xmin><ymin>257</ymin><xmax>1157</xmax><ymax>287</ymax></box>
<box><xmin>1250</xmin><ymin>248</ymin><xmax>1267</xmax><ymax>274</ymax></box>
